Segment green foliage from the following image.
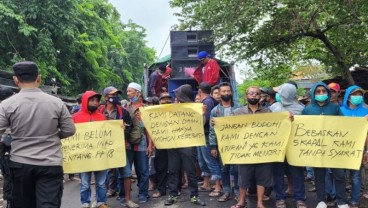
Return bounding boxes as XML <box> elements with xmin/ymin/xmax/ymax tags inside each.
<box><xmin>171</xmin><ymin>0</ymin><xmax>368</xmax><ymax>84</ymax></box>
<box><xmin>0</xmin><ymin>0</ymin><xmax>154</xmax><ymax>95</ymax></box>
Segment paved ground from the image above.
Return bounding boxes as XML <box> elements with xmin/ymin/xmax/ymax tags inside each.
<box><xmin>60</xmin><ymin>173</ymin><xmax>368</xmax><ymax>208</ymax></box>
<box><xmin>1</xmin><ymin>173</ymin><xmax>368</xmax><ymax>207</ymax></box>
<box><xmin>60</xmin><ymin>177</ymin><xmax>320</xmax><ymax>208</ymax></box>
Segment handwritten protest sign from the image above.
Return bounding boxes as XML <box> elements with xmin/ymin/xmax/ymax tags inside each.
<box><xmin>214</xmin><ymin>112</ymin><xmax>291</xmax><ymax>164</ymax></box>
<box><xmin>61</xmin><ymin>120</ymin><xmax>126</xmax><ymax>173</ymax></box>
<box><xmin>287</xmin><ymin>115</ymin><xmax>368</xmax><ymax>170</ymax></box>
<box><xmin>140</xmin><ymin>103</ymin><xmax>205</xmax><ymax>149</ymax></box>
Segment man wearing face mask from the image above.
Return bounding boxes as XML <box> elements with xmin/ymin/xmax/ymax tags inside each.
<box><xmin>268</xmin><ymin>89</ymin><xmax>282</xmax><ymax>112</ymax></box>
<box><xmin>302</xmin><ymin>82</ymin><xmax>348</xmax><ymax>208</ymax></box>
<box><xmin>209</xmin><ymin>82</ymin><xmax>242</xmax><ymax>204</ymax></box>
<box><xmin>230</xmin><ymin>86</ymin><xmax>272</xmax><ymax>208</ymax></box>
<box><xmin>123</xmin><ymin>82</ymin><xmax>153</xmax><ymax>206</ymax></box>
<box><xmin>72</xmin><ymin>91</ymin><xmax>110</xmax><ymax>208</ymax></box>
<box><xmin>340</xmin><ymin>85</ymin><xmax>368</xmax><ymax>208</ymax></box>
<box><xmin>99</xmin><ymin>86</ymin><xmax>134</xmax><ymax>201</ymax></box>
<box><xmin>148</xmin><ymin>64</ymin><xmax>167</xmax><ymax>97</ymax></box>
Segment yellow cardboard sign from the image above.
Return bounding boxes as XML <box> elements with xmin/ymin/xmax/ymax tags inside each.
<box><xmin>140</xmin><ymin>103</ymin><xmax>205</xmax><ymax>149</ymax></box>
<box><xmin>61</xmin><ymin>120</ymin><xmax>126</xmax><ymax>173</ymax></box>
<box><xmin>214</xmin><ymin>112</ymin><xmax>291</xmax><ymax>164</ymax></box>
<box><xmin>287</xmin><ymin>115</ymin><xmax>368</xmax><ymax>170</ymax></box>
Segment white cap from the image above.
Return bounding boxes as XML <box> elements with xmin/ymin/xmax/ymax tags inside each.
<box><xmin>128</xmin><ymin>82</ymin><xmax>142</xmax><ymax>92</ymax></box>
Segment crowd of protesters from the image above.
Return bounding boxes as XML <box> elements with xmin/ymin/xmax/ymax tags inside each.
<box><xmin>0</xmin><ymin>54</ymin><xmax>368</xmax><ymax>208</ymax></box>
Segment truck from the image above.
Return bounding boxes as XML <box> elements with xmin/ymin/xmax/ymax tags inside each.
<box><xmin>144</xmin><ymin>30</ymin><xmax>237</xmax><ymax>101</ymax></box>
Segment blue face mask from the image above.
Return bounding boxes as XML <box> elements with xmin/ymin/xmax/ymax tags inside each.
<box><xmin>315</xmin><ymin>94</ymin><xmax>328</xmax><ymax>102</ymax></box>
<box><xmin>275</xmin><ymin>93</ymin><xmax>281</xmax><ymax>102</ymax></box>
<box><xmin>130</xmin><ymin>96</ymin><xmax>138</xmax><ymax>103</ymax></box>
<box><xmin>350</xmin><ymin>95</ymin><xmax>363</xmax><ymax>106</ymax></box>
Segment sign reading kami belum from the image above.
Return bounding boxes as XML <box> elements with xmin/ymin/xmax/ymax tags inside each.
<box><xmin>140</xmin><ymin>103</ymin><xmax>205</xmax><ymax>149</ymax></box>
<box><xmin>61</xmin><ymin>120</ymin><xmax>126</xmax><ymax>173</ymax></box>
<box><xmin>287</xmin><ymin>115</ymin><xmax>368</xmax><ymax>170</ymax></box>
<box><xmin>214</xmin><ymin>112</ymin><xmax>291</xmax><ymax>164</ymax></box>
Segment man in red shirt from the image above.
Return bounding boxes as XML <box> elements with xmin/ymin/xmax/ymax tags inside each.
<box><xmin>192</xmin><ymin>51</ymin><xmax>220</xmax><ymax>86</ymax></box>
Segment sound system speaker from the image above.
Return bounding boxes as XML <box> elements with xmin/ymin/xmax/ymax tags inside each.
<box><xmin>170</xmin><ymin>31</ymin><xmax>215</xmax><ymax>78</ymax></box>
<box><xmin>170</xmin><ymin>31</ymin><xmax>213</xmax><ymax>46</ymax></box>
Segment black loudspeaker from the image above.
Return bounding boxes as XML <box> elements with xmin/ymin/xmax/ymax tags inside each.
<box><xmin>170</xmin><ymin>31</ymin><xmax>215</xmax><ymax>78</ymax></box>
<box><xmin>171</xmin><ymin>44</ymin><xmax>215</xmax><ymax>59</ymax></box>
<box><xmin>170</xmin><ymin>31</ymin><xmax>213</xmax><ymax>46</ymax></box>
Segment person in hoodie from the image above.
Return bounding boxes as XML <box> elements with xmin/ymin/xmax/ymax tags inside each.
<box><xmin>209</xmin><ymin>82</ymin><xmax>242</xmax><ymax>204</ymax></box>
<box><xmin>196</xmin><ymin>82</ymin><xmax>222</xmax><ymax>197</ymax></box>
<box><xmin>340</xmin><ymin>85</ymin><xmax>368</xmax><ymax>208</ymax></box>
<box><xmin>164</xmin><ymin>84</ymin><xmax>206</xmax><ymax>206</ymax></box>
<box><xmin>73</xmin><ymin>91</ymin><xmax>110</xmax><ymax>208</ymax></box>
<box><xmin>302</xmin><ymin>82</ymin><xmax>348</xmax><ymax>208</ymax></box>
<box><xmin>272</xmin><ymin>83</ymin><xmax>307</xmax><ymax>208</ymax></box>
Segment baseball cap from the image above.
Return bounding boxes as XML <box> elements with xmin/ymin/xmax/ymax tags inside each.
<box><xmin>159</xmin><ymin>92</ymin><xmax>172</xmax><ymax>100</ymax></box>
<box><xmin>103</xmin><ymin>86</ymin><xmax>122</xmax><ymax>96</ymax></box>
<box><xmin>198</xmin><ymin>51</ymin><xmax>209</xmax><ymax>59</ymax></box>
<box><xmin>144</xmin><ymin>97</ymin><xmax>159</xmax><ymax>105</ymax></box>
<box><xmin>328</xmin><ymin>82</ymin><xmax>340</xmax><ymax>92</ymax></box>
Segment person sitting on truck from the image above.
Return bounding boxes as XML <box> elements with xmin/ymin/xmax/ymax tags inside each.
<box><xmin>192</xmin><ymin>51</ymin><xmax>220</xmax><ymax>86</ymax></box>
<box><xmin>148</xmin><ymin>64</ymin><xmax>167</xmax><ymax>97</ymax></box>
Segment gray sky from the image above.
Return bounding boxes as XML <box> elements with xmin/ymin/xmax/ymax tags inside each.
<box><xmin>108</xmin><ymin>0</ymin><xmax>178</xmax><ymax>60</ymax></box>
<box><xmin>108</xmin><ymin>0</ymin><xmax>245</xmax><ymax>82</ymax></box>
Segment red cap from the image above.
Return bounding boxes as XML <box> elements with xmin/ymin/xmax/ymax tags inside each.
<box><xmin>328</xmin><ymin>82</ymin><xmax>340</xmax><ymax>92</ymax></box>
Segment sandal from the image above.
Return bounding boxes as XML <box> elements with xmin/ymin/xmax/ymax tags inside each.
<box><xmin>217</xmin><ymin>193</ymin><xmax>231</xmax><ymax>202</ymax></box>
<box><xmin>198</xmin><ymin>186</ymin><xmax>212</xmax><ymax>192</ymax></box>
<box><xmin>152</xmin><ymin>192</ymin><xmax>163</xmax><ymax>198</ymax></box>
<box><xmin>275</xmin><ymin>200</ymin><xmax>286</xmax><ymax>208</ymax></box>
<box><xmin>208</xmin><ymin>190</ymin><xmax>221</xmax><ymax>197</ymax></box>
<box><xmin>230</xmin><ymin>204</ymin><xmax>246</xmax><ymax>208</ymax></box>
<box><xmin>107</xmin><ymin>190</ymin><xmax>117</xmax><ymax>198</ymax></box>
<box><xmin>296</xmin><ymin>200</ymin><xmax>307</xmax><ymax>208</ymax></box>
<box><xmin>262</xmin><ymin>195</ymin><xmax>270</xmax><ymax>201</ymax></box>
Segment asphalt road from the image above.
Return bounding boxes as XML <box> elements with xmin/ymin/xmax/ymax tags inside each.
<box><xmin>60</xmin><ymin>176</ymin><xmax>322</xmax><ymax>208</ymax></box>
<box><xmin>1</xmin><ymin>174</ymin><xmax>368</xmax><ymax>207</ymax></box>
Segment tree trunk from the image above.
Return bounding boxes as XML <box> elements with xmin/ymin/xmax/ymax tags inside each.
<box><xmin>317</xmin><ymin>32</ymin><xmax>355</xmax><ymax>85</ymax></box>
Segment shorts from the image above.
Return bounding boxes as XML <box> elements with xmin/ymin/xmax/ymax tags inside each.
<box><xmin>238</xmin><ymin>163</ymin><xmax>273</xmax><ymax>188</ymax></box>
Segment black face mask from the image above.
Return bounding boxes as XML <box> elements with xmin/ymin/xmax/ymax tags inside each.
<box><xmin>247</xmin><ymin>98</ymin><xmax>260</xmax><ymax>105</ymax></box>
<box><xmin>108</xmin><ymin>96</ymin><xmax>120</xmax><ymax>105</ymax></box>
<box><xmin>88</xmin><ymin>105</ymin><xmax>98</xmax><ymax>113</ymax></box>
<box><xmin>221</xmin><ymin>94</ymin><xmax>232</xmax><ymax>102</ymax></box>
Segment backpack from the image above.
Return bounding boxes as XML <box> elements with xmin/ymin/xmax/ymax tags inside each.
<box><xmin>126</xmin><ymin>105</ymin><xmax>143</xmax><ymax>145</ymax></box>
